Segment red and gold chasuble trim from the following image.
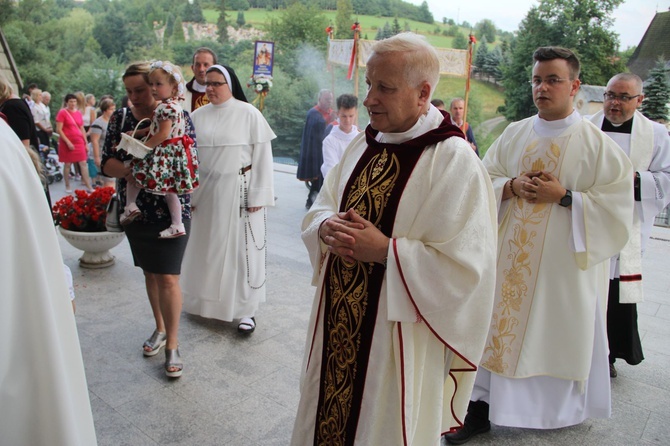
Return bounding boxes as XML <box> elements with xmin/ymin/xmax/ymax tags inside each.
<box><xmin>481</xmin><ymin>139</ymin><xmax>567</xmax><ymax>377</ymax></box>
<box><xmin>191</xmin><ymin>90</ymin><xmax>210</xmax><ymax>111</ymax></box>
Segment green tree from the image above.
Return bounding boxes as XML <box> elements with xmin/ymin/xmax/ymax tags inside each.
<box><xmin>640</xmin><ymin>59</ymin><xmax>670</xmax><ymax>123</ymax></box>
<box><xmin>183</xmin><ymin>0</ymin><xmax>205</xmax><ymax>22</ymax></box>
<box><xmin>474</xmin><ymin>37</ymin><xmax>489</xmax><ymax>76</ymax></box>
<box><xmin>475</xmin><ymin>19</ymin><xmax>496</xmax><ymax>43</ymax></box>
<box><xmin>172</xmin><ymin>17</ymin><xmax>185</xmax><ymax>43</ymax></box>
<box><xmin>500</xmin><ymin>0</ymin><xmax>625</xmax><ymax>121</ymax></box>
<box><xmin>216</xmin><ymin>0</ymin><xmax>229</xmax><ymax>43</ymax></box>
<box><xmin>417</xmin><ymin>1</ymin><xmax>433</xmax><ymax>24</ymax></box>
<box><xmin>334</xmin><ymin>0</ymin><xmax>354</xmax><ymax>39</ymax></box>
<box><xmin>0</xmin><ymin>0</ymin><xmax>15</xmax><ymax>26</ymax></box>
<box><xmin>392</xmin><ymin>17</ymin><xmax>401</xmax><ymax>36</ymax></box>
<box><xmin>452</xmin><ymin>31</ymin><xmax>468</xmax><ymax>50</ymax></box>
<box><xmin>164</xmin><ymin>13</ymin><xmax>175</xmax><ymax>41</ymax></box>
<box><xmin>236</xmin><ymin>11</ymin><xmax>246</xmax><ymax>28</ymax></box>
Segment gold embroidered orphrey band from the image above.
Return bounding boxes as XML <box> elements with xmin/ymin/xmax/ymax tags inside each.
<box><xmin>481</xmin><ymin>139</ymin><xmax>567</xmax><ymax>376</ymax></box>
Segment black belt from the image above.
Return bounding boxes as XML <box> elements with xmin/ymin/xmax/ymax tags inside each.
<box><xmin>240</xmin><ymin>164</ymin><xmax>252</xmax><ymax>174</ymax></box>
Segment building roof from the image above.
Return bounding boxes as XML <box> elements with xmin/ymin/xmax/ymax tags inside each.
<box><xmin>0</xmin><ymin>28</ymin><xmax>22</xmax><ymax>94</ymax></box>
<box><xmin>628</xmin><ymin>10</ymin><xmax>670</xmax><ymax>79</ymax></box>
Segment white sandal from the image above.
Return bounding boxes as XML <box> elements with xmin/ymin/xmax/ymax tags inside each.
<box><xmin>120</xmin><ymin>203</ymin><xmax>141</xmax><ymax>225</ymax></box>
<box><xmin>238</xmin><ymin>317</ymin><xmax>256</xmax><ymax>334</ymax></box>
<box><xmin>159</xmin><ymin>223</ymin><xmax>186</xmax><ymax>239</ymax></box>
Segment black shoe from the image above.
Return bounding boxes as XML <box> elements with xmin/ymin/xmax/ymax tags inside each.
<box><xmin>444</xmin><ymin>420</ymin><xmax>491</xmax><ymax>445</ymax></box>
<box><xmin>609</xmin><ymin>362</ymin><xmax>617</xmax><ymax>378</ymax></box>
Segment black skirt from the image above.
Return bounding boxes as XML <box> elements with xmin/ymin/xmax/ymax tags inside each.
<box><xmin>125</xmin><ymin>220</ymin><xmax>191</xmax><ymax>275</ymax></box>
<box><xmin>607</xmin><ymin>279</ymin><xmax>644</xmax><ymax>365</ymax></box>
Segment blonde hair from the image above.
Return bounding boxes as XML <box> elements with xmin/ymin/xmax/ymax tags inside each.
<box><xmin>149</xmin><ymin>61</ymin><xmax>185</xmax><ymax>98</ymax></box>
<box><xmin>371</xmin><ymin>32</ymin><xmax>440</xmax><ymax>98</ymax></box>
<box><xmin>74</xmin><ymin>91</ymin><xmax>86</xmax><ymax>111</ymax></box>
<box><xmin>31</xmin><ymin>88</ymin><xmax>43</xmax><ymax>102</ymax></box>
<box><xmin>0</xmin><ymin>73</ymin><xmax>14</xmax><ymax>102</ymax></box>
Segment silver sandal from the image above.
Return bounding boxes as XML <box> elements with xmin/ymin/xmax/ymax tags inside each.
<box><xmin>165</xmin><ymin>348</ymin><xmax>183</xmax><ymax>378</ymax></box>
<box><xmin>143</xmin><ymin>330</ymin><xmax>167</xmax><ymax>357</ymax></box>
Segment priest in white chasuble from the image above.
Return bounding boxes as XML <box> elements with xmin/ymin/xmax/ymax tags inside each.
<box><xmin>182</xmin><ymin>65</ymin><xmax>275</xmax><ymax>333</ymax></box>
<box><xmin>0</xmin><ymin>119</ymin><xmax>97</xmax><ymax>445</ymax></box>
<box><xmin>291</xmin><ymin>33</ymin><xmax>498</xmax><ymax>446</ymax></box>
<box><xmin>446</xmin><ymin>47</ymin><xmax>634</xmax><ymax>445</ymax></box>
<box><xmin>589</xmin><ymin>72</ymin><xmax>670</xmax><ymax>378</ymax></box>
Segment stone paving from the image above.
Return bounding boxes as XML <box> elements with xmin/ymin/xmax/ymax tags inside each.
<box><xmin>52</xmin><ymin>165</ymin><xmax>670</xmax><ymax>446</ymax></box>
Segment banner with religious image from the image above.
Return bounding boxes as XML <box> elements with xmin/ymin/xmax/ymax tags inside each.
<box><xmin>253</xmin><ymin>41</ymin><xmax>274</xmax><ymax>76</ymax></box>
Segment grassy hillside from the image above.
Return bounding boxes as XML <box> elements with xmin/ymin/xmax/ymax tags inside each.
<box><xmin>206</xmin><ymin>8</ymin><xmax>479</xmax><ymax>48</ymax></box>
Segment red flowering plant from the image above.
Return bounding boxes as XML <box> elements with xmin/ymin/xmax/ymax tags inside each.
<box><xmin>52</xmin><ymin>187</ymin><xmax>115</xmax><ymax>232</ymax></box>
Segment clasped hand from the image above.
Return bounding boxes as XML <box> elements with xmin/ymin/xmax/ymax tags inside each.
<box><xmin>517</xmin><ymin>171</ymin><xmax>566</xmax><ymax>205</ymax></box>
<box><xmin>319</xmin><ymin>209</ymin><xmax>389</xmax><ymax>264</ymax></box>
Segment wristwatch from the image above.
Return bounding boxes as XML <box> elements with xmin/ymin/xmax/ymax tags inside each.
<box><xmin>559</xmin><ymin>189</ymin><xmax>572</xmax><ymax>207</ymax></box>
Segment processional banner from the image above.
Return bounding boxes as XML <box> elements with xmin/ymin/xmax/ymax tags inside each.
<box><xmin>328</xmin><ymin>39</ymin><xmax>469</xmax><ymax>77</ymax></box>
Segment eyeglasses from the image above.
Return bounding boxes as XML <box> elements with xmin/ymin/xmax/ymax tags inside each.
<box><xmin>529</xmin><ymin>78</ymin><xmax>570</xmax><ymax>88</ymax></box>
<box><xmin>603</xmin><ymin>93</ymin><xmax>640</xmax><ymax>103</ymax></box>
<box><xmin>205</xmin><ymin>81</ymin><xmax>227</xmax><ymax>88</ymax></box>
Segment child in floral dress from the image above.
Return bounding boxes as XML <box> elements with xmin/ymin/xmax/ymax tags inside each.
<box><xmin>120</xmin><ymin>61</ymin><xmax>198</xmax><ymax>238</ymax></box>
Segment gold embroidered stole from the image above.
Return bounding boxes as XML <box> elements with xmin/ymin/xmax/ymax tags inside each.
<box><xmin>314</xmin><ymin>143</ymin><xmax>423</xmax><ymax>446</ymax></box>
<box><xmin>480</xmin><ymin>136</ymin><xmax>568</xmax><ymax>377</ymax></box>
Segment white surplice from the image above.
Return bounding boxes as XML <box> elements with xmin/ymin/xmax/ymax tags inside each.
<box><xmin>181</xmin><ymin>99</ymin><xmax>276</xmax><ymax>321</ymax></box>
<box><xmin>477</xmin><ymin>111</ymin><xmax>634</xmax><ymax>428</ymax></box>
<box><xmin>292</xmin><ymin>106</ymin><xmax>498</xmax><ymax>445</ymax></box>
<box><xmin>0</xmin><ymin>120</ymin><xmax>97</xmax><ymax>445</ymax></box>
<box><xmin>589</xmin><ymin>110</ymin><xmax>670</xmax><ymax>291</ymax></box>
<box><xmin>320</xmin><ymin>124</ymin><xmax>359</xmax><ymax>178</ymax></box>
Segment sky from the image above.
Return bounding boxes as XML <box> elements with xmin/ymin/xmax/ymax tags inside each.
<box><xmin>410</xmin><ymin>0</ymin><xmax>669</xmax><ymax>49</ymax></box>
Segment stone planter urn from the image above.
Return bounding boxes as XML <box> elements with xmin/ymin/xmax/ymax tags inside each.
<box><xmin>59</xmin><ymin>227</ymin><xmax>126</xmax><ymax>269</ymax></box>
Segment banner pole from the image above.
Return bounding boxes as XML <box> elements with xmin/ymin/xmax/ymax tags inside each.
<box><xmin>463</xmin><ymin>33</ymin><xmax>476</xmax><ymax>126</ymax></box>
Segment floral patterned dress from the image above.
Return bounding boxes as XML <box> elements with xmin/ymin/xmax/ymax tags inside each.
<box><xmin>132</xmin><ymin>97</ymin><xmax>199</xmax><ymax>194</ymax></box>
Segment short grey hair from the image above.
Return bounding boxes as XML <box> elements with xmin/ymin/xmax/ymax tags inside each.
<box><xmin>608</xmin><ymin>73</ymin><xmax>644</xmax><ymax>95</ymax></box>
<box><xmin>370</xmin><ymin>32</ymin><xmax>440</xmax><ymax>97</ymax></box>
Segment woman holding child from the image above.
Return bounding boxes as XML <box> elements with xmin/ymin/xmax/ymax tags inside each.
<box><xmin>101</xmin><ymin>61</ymin><xmax>197</xmax><ymax>378</ymax></box>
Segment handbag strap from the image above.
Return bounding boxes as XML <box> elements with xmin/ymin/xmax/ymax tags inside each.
<box><xmin>131</xmin><ymin>118</ymin><xmax>151</xmax><ymax>138</ymax></box>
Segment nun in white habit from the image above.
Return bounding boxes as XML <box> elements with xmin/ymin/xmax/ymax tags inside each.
<box><xmin>181</xmin><ymin>65</ymin><xmax>276</xmax><ymax>333</ymax></box>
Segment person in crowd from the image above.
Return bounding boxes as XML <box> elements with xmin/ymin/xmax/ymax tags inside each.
<box><xmin>83</xmin><ymin>93</ymin><xmax>96</xmax><ymax>132</ymax></box>
<box><xmin>0</xmin><ymin>76</ymin><xmax>40</xmax><ymax>152</ymax></box>
<box><xmin>445</xmin><ymin>47</ymin><xmax>634</xmax><ymax>445</ymax></box>
<box><xmin>23</xmin><ymin>82</ymin><xmax>38</xmax><ymax>110</ymax></box>
<box><xmin>588</xmin><ymin>73</ymin><xmax>670</xmax><ymax>378</ymax></box>
<box><xmin>74</xmin><ymin>91</ymin><xmax>93</xmax><ymax>133</ymax></box>
<box><xmin>450</xmin><ymin>97</ymin><xmax>478</xmax><ymax>156</ymax></box>
<box><xmin>42</xmin><ymin>90</ymin><xmax>52</xmax><ymax>108</ymax></box>
<box><xmin>0</xmin><ymin>75</ymin><xmax>52</xmax><ymax>205</ymax></box>
<box><xmin>296</xmin><ymin>89</ymin><xmax>336</xmax><ymax>208</ymax></box>
<box><xmin>320</xmin><ymin>93</ymin><xmax>359</xmax><ymax>178</ymax></box>
<box><xmin>291</xmin><ymin>33</ymin><xmax>498</xmax><ymax>445</ymax></box>
<box><xmin>120</xmin><ymin>61</ymin><xmax>198</xmax><ymax>239</ymax></box>
<box><xmin>0</xmin><ymin>117</ymin><xmax>97</xmax><ymax>445</ymax></box>
<box><xmin>101</xmin><ymin>61</ymin><xmax>196</xmax><ymax>378</ymax></box>
<box><xmin>31</xmin><ymin>88</ymin><xmax>52</xmax><ymax>147</ymax></box>
<box><xmin>183</xmin><ymin>47</ymin><xmax>247</xmax><ymax>113</ymax></box>
<box><xmin>430</xmin><ymin>98</ymin><xmax>446</xmax><ymax>110</ymax></box>
<box><xmin>56</xmin><ymin>93</ymin><xmax>94</xmax><ymax>193</ymax></box>
<box><xmin>181</xmin><ymin>64</ymin><xmax>275</xmax><ymax>334</ymax></box>
<box><xmin>89</xmin><ymin>97</ymin><xmax>116</xmax><ymax>188</ymax></box>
